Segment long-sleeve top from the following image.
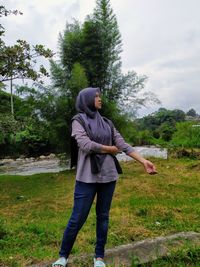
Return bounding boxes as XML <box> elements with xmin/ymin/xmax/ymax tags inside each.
<box><xmin>71</xmin><ymin>120</ymin><xmax>135</xmax><ymax>183</ymax></box>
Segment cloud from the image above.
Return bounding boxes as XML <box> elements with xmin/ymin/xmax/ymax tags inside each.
<box><xmin>118</xmin><ymin>0</ymin><xmax>200</xmax><ymax>116</ymax></box>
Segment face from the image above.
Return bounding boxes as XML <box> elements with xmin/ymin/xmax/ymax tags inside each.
<box><xmin>94</xmin><ymin>92</ymin><xmax>102</xmax><ymax>109</ymax></box>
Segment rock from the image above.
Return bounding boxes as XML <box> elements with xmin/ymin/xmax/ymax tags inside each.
<box><xmin>39</xmin><ymin>155</ymin><xmax>46</xmax><ymax>160</ymax></box>
<box><xmin>57</xmin><ymin>153</ymin><xmax>67</xmax><ymax>161</ymax></box>
<box><xmin>25</xmin><ymin>158</ymin><xmax>31</xmax><ymax>161</ymax></box>
<box><xmin>47</xmin><ymin>153</ymin><xmax>56</xmax><ymax>159</ymax></box>
<box><xmin>2</xmin><ymin>159</ymin><xmax>14</xmax><ymax>164</ymax></box>
<box><xmin>16</xmin><ymin>158</ymin><xmax>23</xmax><ymax>162</ymax></box>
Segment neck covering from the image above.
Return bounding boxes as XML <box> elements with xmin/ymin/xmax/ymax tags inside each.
<box><xmin>75</xmin><ymin>87</ymin><xmax>112</xmax><ymax>172</ymax></box>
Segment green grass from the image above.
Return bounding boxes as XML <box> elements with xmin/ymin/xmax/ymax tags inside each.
<box><xmin>0</xmin><ymin>158</ymin><xmax>200</xmax><ymax>266</ymax></box>
<box><xmin>135</xmin><ymin>247</ymin><xmax>200</xmax><ymax>266</ymax></box>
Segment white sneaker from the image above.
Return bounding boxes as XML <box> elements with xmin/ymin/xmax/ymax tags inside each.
<box><xmin>52</xmin><ymin>257</ymin><xmax>68</xmax><ymax>267</ymax></box>
<box><xmin>94</xmin><ymin>258</ymin><xmax>106</xmax><ymax>267</ymax></box>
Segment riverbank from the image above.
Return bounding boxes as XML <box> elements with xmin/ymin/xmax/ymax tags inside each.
<box><xmin>0</xmin><ymin>153</ymin><xmax>70</xmax><ymax>175</ymax></box>
<box><xmin>0</xmin><ymin>146</ymin><xmax>167</xmax><ymax>175</ymax></box>
<box><xmin>0</xmin><ymin>157</ymin><xmax>199</xmax><ymax>266</ymax></box>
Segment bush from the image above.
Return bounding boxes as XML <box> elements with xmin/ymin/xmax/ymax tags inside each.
<box><xmin>14</xmin><ymin>119</ymin><xmax>53</xmax><ymax>156</ymax></box>
<box><xmin>171</xmin><ymin>121</ymin><xmax>200</xmax><ymax>148</ymax></box>
<box><xmin>136</xmin><ymin>130</ymin><xmax>153</xmax><ymax>145</ymax></box>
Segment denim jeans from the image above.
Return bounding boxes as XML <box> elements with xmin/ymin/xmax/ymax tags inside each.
<box><xmin>59</xmin><ymin>180</ymin><xmax>116</xmax><ymax>259</ymax></box>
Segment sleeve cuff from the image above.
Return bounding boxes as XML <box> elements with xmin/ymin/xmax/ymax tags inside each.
<box><xmin>90</xmin><ymin>142</ymin><xmax>103</xmax><ymax>153</ymax></box>
<box><xmin>125</xmin><ymin>146</ymin><xmax>135</xmax><ymax>155</ymax></box>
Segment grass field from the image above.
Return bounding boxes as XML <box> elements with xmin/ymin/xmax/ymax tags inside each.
<box><xmin>0</xmin><ymin>157</ymin><xmax>200</xmax><ymax>266</ymax></box>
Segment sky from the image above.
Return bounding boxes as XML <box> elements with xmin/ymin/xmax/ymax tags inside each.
<box><xmin>1</xmin><ymin>0</ymin><xmax>200</xmax><ymax>117</ymax></box>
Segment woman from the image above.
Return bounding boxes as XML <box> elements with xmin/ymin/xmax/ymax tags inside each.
<box><xmin>52</xmin><ymin>87</ymin><xmax>156</xmax><ymax>267</ymax></box>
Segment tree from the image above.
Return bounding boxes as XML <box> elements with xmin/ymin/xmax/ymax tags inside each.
<box><xmin>92</xmin><ymin>0</ymin><xmax>122</xmax><ymax>94</ymax></box>
<box><xmin>48</xmin><ymin>62</ymin><xmax>88</xmax><ymax>151</ymax></box>
<box><xmin>68</xmin><ymin>62</ymin><xmax>88</xmax><ymax>99</ymax></box>
<box><xmin>0</xmin><ymin>6</ymin><xmax>54</xmax><ymax>116</ymax></box>
<box><xmin>158</xmin><ymin>122</ymin><xmax>175</xmax><ymax>142</ymax></box>
<box><xmin>90</xmin><ymin>0</ymin><xmax>159</xmax><ymax>109</ymax></box>
<box><xmin>81</xmin><ymin>1</ymin><xmax>125</xmax><ymax>100</ymax></box>
<box><xmin>58</xmin><ymin>20</ymin><xmax>83</xmax><ymax>77</ymax></box>
<box><xmin>50</xmin><ymin>21</ymin><xmax>83</xmax><ymax>92</ymax></box>
<box><xmin>186</xmin><ymin>108</ymin><xmax>197</xmax><ymax>117</ymax></box>
<box><xmin>0</xmin><ymin>40</ymin><xmax>53</xmax><ymax>115</ymax></box>
<box><xmin>0</xmin><ymin>40</ymin><xmax>53</xmax><ymax>83</ymax></box>
<box><xmin>81</xmin><ymin>18</ymin><xmax>105</xmax><ymax>89</ymax></box>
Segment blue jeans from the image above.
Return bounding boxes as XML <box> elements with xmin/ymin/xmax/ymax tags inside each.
<box><xmin>59</xmin><ymin>180</ymin><xmax>116</xmax><ymax>259</ymax></box>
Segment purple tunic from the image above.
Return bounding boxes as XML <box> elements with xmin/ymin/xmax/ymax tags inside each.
<box><xmin>72</xmin><ymin>120</ymin><xmax>135</xmax><ymax>183</ymax></box>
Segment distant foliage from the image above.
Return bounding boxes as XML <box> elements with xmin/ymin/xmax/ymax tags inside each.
<box><xmin>186</xmin><ymin>108</ymin><xmax>198</xmax><ymax>117</ymax></box>
<box><xmin>171</xmin><ymin>121</ymin><xmax>200</xmax><ymax>148</ymax></box>
<box><xmin>136</xmin><ymin>108</ymin><xmax>186</xmax><ymax>144</ymax></box>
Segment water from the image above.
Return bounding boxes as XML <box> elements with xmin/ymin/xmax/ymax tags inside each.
<box><xmin>0</xmin><ymin>158</ymin><xmax>70</xmax><ymax>176</ymax></box>
<box><xmin>0</xmin><ymin>146</ymin><xmax>167</xmax><ymax>175</ymax></box>
<box><xmin>117</xmin><ymin>146</ymin><xmax>168</xmax><ymax>161</ymax></box>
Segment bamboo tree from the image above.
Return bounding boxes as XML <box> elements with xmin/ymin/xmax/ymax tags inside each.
<box><xmin>92</xmin><ymin>0</ymin><xmax>122</xmax><ymax>94</ymax></box>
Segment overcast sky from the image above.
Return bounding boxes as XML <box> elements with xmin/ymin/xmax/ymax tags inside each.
<box><xmin>1</xmin><ymin>0</ymin><xmax>200</xmax><ymax>117</ymax></box>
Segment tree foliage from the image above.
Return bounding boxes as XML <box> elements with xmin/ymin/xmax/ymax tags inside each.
<box><xmin>92</xmin><ymin>0</ymin><xmax>122</xmax><ymax>93</ymax></box>
<box><xmin>0</xmin><ymin>5</ymin><xmax>23</xmax><ymax>38</ymax></box>
<box><xmin>0</xmin><ymin>40</ymin><xmax>54</xmax><ymax>83</ymax></box>
<box><xmin>171</xmin><ymin>121</ymin><xmax>200</xmax><ymax>148</ymax></box>
<box><xmin>0</xmin><ymin>5</ymin><xmax>53</xmax><ymax>84</ymax></box>
<box><xmin>186</xmin><ymin>108</ymin><xmax>198</xmax><ymax>117</ymax></box>
<box><xmin>0</xmin><ymin>5</ymin><xmax>54</xmax><ymax>116</ymax></box>
<box><xmin>136</xmin><ymin>108</ymin><xmax>186</xmax><ymax>143</ymax></box>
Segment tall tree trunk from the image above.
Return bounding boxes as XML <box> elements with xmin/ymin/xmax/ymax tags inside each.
<box><xmin>10</xmin><ymin>76</ymin><xmax>14</xmax><ymax>116</ymax></box>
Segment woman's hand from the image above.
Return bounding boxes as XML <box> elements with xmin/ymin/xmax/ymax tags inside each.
<box><xmin>109</xmin><ymin>146</ymin><xmax>119</xmax><ymax>154</ymax></box>
<box><xmin>128</xmin><ymin>151</ymin><xmax>157</xmax><ymax>175</ymax></box>
<box><xmin>142</xmin><ymin>159</ymin><xmax>157</xmax><ymax>175</ymax></box>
